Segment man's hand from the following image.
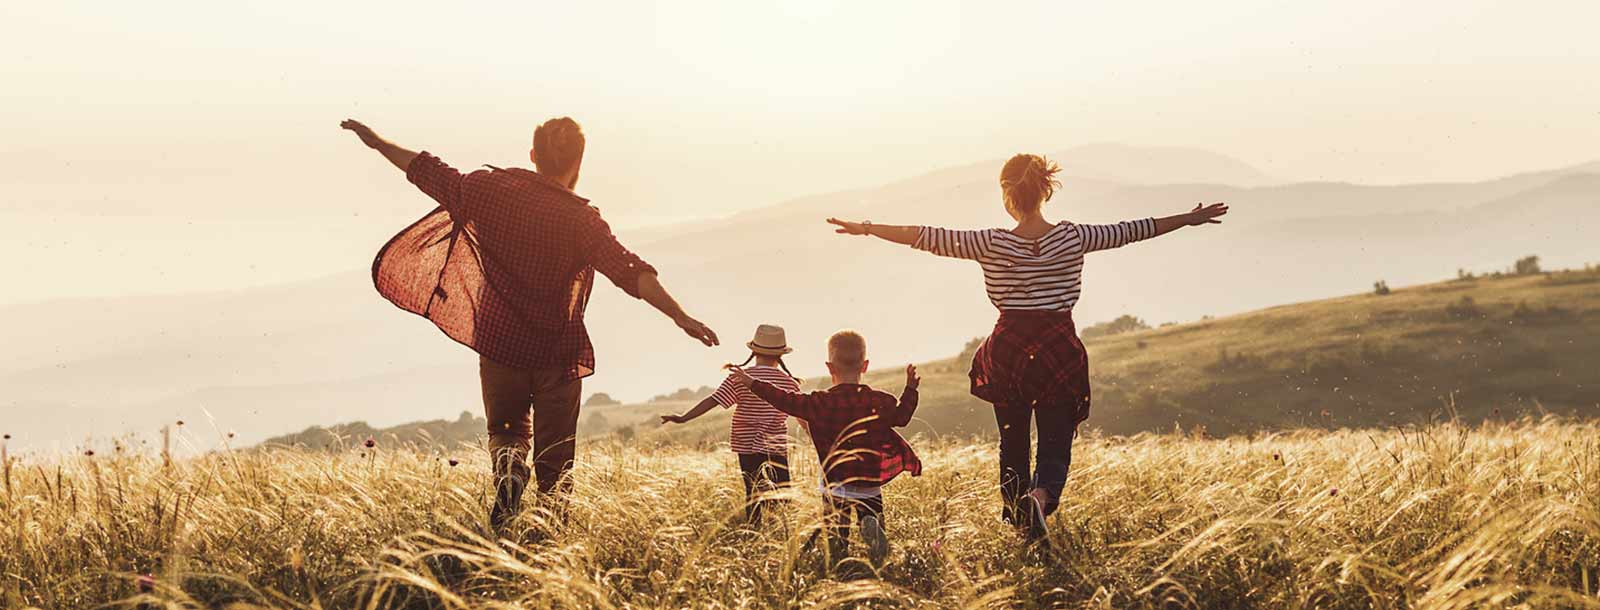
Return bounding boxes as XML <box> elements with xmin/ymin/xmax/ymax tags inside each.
<box><xmin>905</xmin><ymin>364</ymin><xmax>921</xmax><ymax>391</ymax></box>
<box><xmin>725</xmin><ymin>365</ymin><xmax>755</xmax><ymax>389</ymax></box>
<box><xmin>1186</xmin><ymin>202</ymin><xmax>1229</xmax><ymax>226</ymax></box>
<box><xmin>341</xmin><ymin>119</ymin><xmax>385</xmax><ymax>149</ymax></box>
<box><xmin>659</xmin><ymin>414</ymin><xmax>686</xmax><ymax>425</ymax></box>
<box><xmin>341</xmin><ymin>119</ymin><xmax>418</xmax><ymax>171</ymax></box>
<box><xmin>675</xmin><ymin>315</ymin><xmax>720</xmax><ymax>347</ymax></box>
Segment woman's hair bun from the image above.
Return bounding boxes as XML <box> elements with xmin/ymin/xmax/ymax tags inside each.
<box><xmin>999</xmin><ymin>154</ymin><xmax>1062</xmax><ymax>214</ymax></box>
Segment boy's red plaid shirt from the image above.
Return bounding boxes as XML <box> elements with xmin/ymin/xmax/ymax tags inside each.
<box><xmin>748</xmin><ymin>381</ymin><xmax>922</xmax><ymax>487</ymax></box>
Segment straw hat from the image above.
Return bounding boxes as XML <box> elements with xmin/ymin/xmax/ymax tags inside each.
<box><xmin>746</xmin><ymin>324</ymin><xmax>794</xmax><ymax>356</ymax></box>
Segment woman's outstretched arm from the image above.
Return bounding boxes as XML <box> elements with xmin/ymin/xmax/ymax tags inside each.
<box><xmin>826</xmin><ymin>218</ymin><xmax>921</xmax><ymax>245</ymax></box>
<box><xmin>1076</xmin><ymin>202</ymin><xmax>1230</xmax><ymax>253</ymax></box>
<box><xmin>1152</xmin><ymin>203</ymin><xmax>1229</xmax><ymax>237</ymax></box>
<box><xmin>828</xmin><ymin>218</ymin><xmax>994</xmax><ymax>261</ymax></box>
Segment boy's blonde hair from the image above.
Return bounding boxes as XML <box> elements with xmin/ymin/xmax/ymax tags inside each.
<box><xmin>827</xmin><ymin>330</ymin><xmax>867</xmax><ymax>367</ymax></box>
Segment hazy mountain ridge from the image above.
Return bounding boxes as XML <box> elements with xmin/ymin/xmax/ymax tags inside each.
<box><xmin>3</xmin><ymin>145</ymin><xmax>1596</xmax><ymax>451</ymax></box>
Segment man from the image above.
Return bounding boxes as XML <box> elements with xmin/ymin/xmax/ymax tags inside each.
<box><xmin>341</xmin><ymin>117</ymin><xmax>719</xmax><ymax>530</ymax></box>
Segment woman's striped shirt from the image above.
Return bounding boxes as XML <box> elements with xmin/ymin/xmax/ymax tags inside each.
<box><xmin>912</xmin><ymin>219</ymin><xmax>1158</xmax><ymax>311</ymax></box>
<box><xmin>710</xmin><ymin>365</ymin><xmax>802</xmax><ymax>455</ymax></box>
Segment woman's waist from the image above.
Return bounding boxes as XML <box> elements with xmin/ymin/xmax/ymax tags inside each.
<box><xmin>994</xmin><ymin>308</ymin><xmax>1076</xmax><ymax>323</ymax></box>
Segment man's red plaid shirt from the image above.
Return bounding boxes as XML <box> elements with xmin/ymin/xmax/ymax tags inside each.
<box><xmin>748</xmin><ymin>381</ymin><xmax>922</xmax><ymax>487</ymax></box>
<box><xmin>372</xmin><ymin>152</ymin><xmax>657</xmax><ymax>379</ymax></box>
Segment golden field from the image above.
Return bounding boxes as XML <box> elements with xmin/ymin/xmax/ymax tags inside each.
<box><xmin>5</xmin><ymin>418</ymin><xmax>1600</xmax><ymax>609</ymax></box>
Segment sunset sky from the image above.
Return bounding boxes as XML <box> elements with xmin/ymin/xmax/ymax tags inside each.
<box><xmin>3</xmin><ymin>0</ymin><xmax>1598</xmax><ymax>301</ymax></box>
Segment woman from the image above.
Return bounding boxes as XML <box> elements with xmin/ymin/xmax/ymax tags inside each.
<box><xmin>824</xmin><ymin>154</ymin><xmax>1227</xmax><ymax>544</ymax></box>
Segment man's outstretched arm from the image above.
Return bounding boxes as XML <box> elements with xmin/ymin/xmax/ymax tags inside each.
<box><xmin>341</xmin><ymin>119</ymin><xmax>419</xmax><ymax>171</ymax></box>
<box><xmin>637</xmin><ymin>273</ymin><xmax>719</xmax><ymax>347</ymax></box>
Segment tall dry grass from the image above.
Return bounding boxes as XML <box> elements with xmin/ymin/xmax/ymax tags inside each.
<box><xmin>2</xmin><ymin>418</ymin><xmax>1598</xmax><ymax>609</ymax></box>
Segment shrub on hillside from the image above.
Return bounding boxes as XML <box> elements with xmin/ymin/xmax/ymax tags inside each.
<box><xmin>1373</xmin><ymin>280</ymin><xmax>1391</xmax><ymax>296</ymax></box>
<box><xmin>650</xmin><ymin>386</ymin><xmax>714</xmax><ymax>403</ymax></box>
<box><xmin>956</xmin><ymin>336</ymin><xmax>985</xmax><ymax>364</ymax></box>
<box><xmin>1081</xmin><ymin>314</ymin><xmax>1151</xmax><ymax>339</ymax></box>
<box><xmin>1445</xmin><ymin>295</ymin><xmax>1482</xmax><ymax>319</ymax></box>
<box><xmin>585</xmin><ymin>393</ymin><xmax>621</xmax><ymax>407</ymax></box>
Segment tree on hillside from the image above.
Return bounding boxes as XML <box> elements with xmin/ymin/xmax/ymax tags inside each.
<box><xmin>957</xmin><ymin>336</ymin><xmax>985</xmax><ymax>363</ymax></box>
<box><xmin>1373</xmin><ymin>280</ymin><xmax>1391</xmax><ymax>296</ymax></box>
<box><xmin>1081</xmin><ymin>314</ymin><xmax>1151</xmax><ymax>339</ymax></box>
<box><xmin>585</xmin><ymin>393</ymin><xmax>621</xmax><ymax>407</ymax></box>
<box><xmin>650</xmin><ymin>386</ymin><xmax>714</xmax><ymax>403</ymax></box>
<box><xmin>1513</xmin><ymin>255</ymin><xmax>1541</xmax><ymax>276</ymax></box>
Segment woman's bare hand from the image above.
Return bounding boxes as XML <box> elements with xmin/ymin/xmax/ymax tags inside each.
<box><xmin>1187</xmin><ymin>202</ymin><xmax>1229</xmax><ymax>226</ymax></box>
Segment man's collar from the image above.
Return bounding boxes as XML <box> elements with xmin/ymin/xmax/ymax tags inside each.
<box><xmin>485</xmin><ymin>165</ymin><xmax>591</xmax><ymax>203</ymax></box>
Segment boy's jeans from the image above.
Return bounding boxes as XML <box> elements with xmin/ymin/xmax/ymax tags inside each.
<box><xmin>823</xmin><ymin>493</ymin><xmax>884</xmax><ymax>563</ymax></box>
<box><xmin>993</xmin><ymin>403</ymin><xmax>1078</xmax><ymax>523</ymax></box>
<box><xmin>479</xmin><ymin>356</ymin><xmax>583</xmax><ymax>529</ymax></box>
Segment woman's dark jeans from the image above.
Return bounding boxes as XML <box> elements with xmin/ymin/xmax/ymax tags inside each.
<box><xmin>994</xmin><ymin>403</ymin><xmax>1077</xmax><ymax>523</ymax></box>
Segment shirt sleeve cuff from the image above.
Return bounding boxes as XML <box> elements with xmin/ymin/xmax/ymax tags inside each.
<box><xmin>405</xmin><ymin>151</ymin><xmax>441</xmax><ymax>185</ymax></box>
<box><xmin>910</xmin><ymin>227</ymin><xmax>934</xmax><ymax>251</ymax></box>
<box><xmin>616</xmin><ymin>261</ymin><xmax>657</xmax><ymax>299</ymax></box>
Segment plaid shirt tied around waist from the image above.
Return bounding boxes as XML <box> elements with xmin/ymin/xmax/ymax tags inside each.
<box><xmin>748</xmin><ymin>381</ymin><xmax>922</xmax><ymax>487</ymax></box>
<box><xmin>372</xmin><ymin>152</ymin><xmax>657</xmax><ymax>379</ymax></box>
<box><xmin>971</xmin><ymin>310</ymin><xmax>1092</xmax><ymax>422</ymax></box>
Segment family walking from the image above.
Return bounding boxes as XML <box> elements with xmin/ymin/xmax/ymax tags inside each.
<box><xmin>341</xmin><ymin>116</ymin><xmax>1228</xmax><ymax>563</ymax></box>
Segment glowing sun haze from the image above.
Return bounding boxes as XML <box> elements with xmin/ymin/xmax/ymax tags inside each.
<box><xmin>1</xmin><ymin>0</ymin><xmax>1597</xmax><ymax>301</ymax></box>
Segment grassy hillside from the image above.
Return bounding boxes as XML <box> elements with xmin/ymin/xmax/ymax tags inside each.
<box><xmin>269</xmin><ymin>267</ymin><xmax>1600</xmax><ymax>451</ymax></box>
<box><xmin>8</xmin><ymin>420</ymin><xmax>1600</xmax><ymax>609</ymax></box>
<box><xmin>632</xmin><ymin>267</ymin><xmax>1600</xmax><ymax>447</ymax></box>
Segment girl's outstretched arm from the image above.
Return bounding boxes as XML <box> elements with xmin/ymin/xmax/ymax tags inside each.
<box><xmin>1151</xmin><ymin>203</ymin><xmax>1229</xmax><ymax>238</ymax></box>
<box><xmin>826</xmin><ymin>218</ymin><xmax>921</xmax><ymax>245</ymax></box>
<box><xmin>661</xmin><ymin>396</ymin><xmax>719</xmax><ymax>425</ymax></box>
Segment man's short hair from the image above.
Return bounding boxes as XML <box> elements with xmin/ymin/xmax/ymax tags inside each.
<box><xmin>533</xmin><ymin>117</ymin><xmax>585</xmax><ymax>177</ymax></box>
<box><xmin>827</xmin><ymin>330</ymin><xmax>867</xmax><ymax>367</ymax></box>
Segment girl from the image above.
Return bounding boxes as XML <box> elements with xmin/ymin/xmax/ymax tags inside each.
<box><xmin>661</xmin><ymin>324</ymin><xmax>803</xmax><ymax>524</ymax></box>
<box><xmin>824</xmin><ymin>154</ymin><xmax>1228</xmax><ymax>546</ymax></box>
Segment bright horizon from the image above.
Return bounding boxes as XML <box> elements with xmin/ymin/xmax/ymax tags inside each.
<box><xmin>4</xmin><ymin>0</ymin><xmax>1599</xmax><ymax>303</ymax></box>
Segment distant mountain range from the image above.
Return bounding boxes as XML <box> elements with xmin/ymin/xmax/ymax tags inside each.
<box><xmin>3</xmin><ymin>145</ymin><xmax>1597</xmax><ymax>452</ymax></box>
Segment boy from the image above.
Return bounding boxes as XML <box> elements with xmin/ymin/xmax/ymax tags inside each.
<box><xmin>728</xmin><ymin>330</ymin><xmax>921</xmax><ymax>567</ymax></box>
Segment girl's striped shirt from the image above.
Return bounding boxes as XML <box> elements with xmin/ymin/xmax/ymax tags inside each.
<box><xmin>710</xmin><ymin>365</ymin><xmax>802</xmax><ymax>455</ymax></box>
<box><xmin>912</xmin><ymin>219</ymin><xmax>1158</xmax><ymax>311</ymax></box>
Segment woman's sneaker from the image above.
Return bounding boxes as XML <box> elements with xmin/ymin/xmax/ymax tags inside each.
<box><xmin>862</xmin><ymin>516</ymin><xmax>889</xmax><ymax>566</ymax></box>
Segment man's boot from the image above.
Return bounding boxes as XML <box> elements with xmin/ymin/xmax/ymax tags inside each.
<box><xmin>489</xmin><ymin>445</ymin><xmax>531</xmax><ymax>532</ymax></box>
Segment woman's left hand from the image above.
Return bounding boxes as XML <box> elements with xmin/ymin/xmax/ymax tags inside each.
<box><xmin>826</xmin><ymin>218</ymin><xmax>869</xmax><ymax>235</ymax></box>
<box><xmin>1187</xmin><ymin>203</ymin><xmax>1229</xmax><ymax>225</ymax></box>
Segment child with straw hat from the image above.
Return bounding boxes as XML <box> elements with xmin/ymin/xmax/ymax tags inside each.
<box><xmin>661</xmin><ymin>324</ymin><xmax>802</xmax><ymax>524</ymax></box>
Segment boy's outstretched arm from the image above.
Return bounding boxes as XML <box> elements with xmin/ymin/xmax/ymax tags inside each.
<box><xmin>730</xmin><ymin>366</ymin><xmax>817</xmax><ymax>420</ymax></box>
<box><xmin>661</xmin><ymin>396</ymin><xmax>718</xmax><ymax>425</ymax></box>
<box><xmin>887</xmin><ymin>364</ymin><xmax>921</xmax><ymax>427</ymax></box>
<box><xmin>341</xmin><ymin>119</ymin><xmax>419</xmax><ymax>171</ymax></box>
